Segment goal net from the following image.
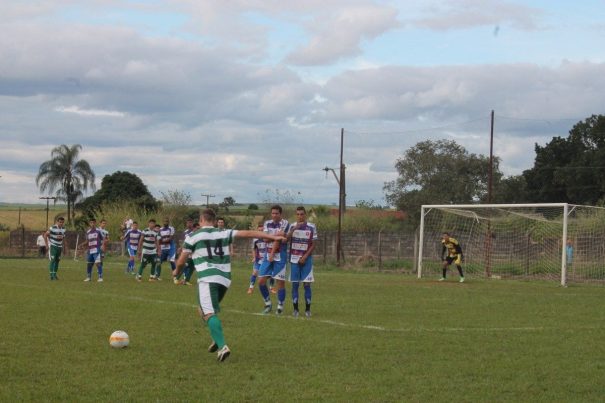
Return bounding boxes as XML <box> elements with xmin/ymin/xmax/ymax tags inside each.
<box><xmin>417</xmin><ymin>203</ymin><xmax>605</xmax><ymax>285</ymax></box>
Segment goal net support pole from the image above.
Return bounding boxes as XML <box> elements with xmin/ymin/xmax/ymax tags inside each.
<box><xmin>561</xmin><ymin>203</ymin><xmax>569</xmax><ymax>287</ymax></box>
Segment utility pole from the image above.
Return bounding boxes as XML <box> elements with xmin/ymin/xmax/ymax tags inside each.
<box><xmin>322</xmin><ymin>128</ymin><xmax>346</xmax><ymax>265</ymax></box>
<box><xmin>40</xmin><ymin>196</ymin><xmax>57</xmax><ymax>229</ymax></box>
<box><xmin>201</xmin><ymin>194</ymin><xmax>215</xmax><ymax>208</ymax></box>
<box><xmin>338</xmin><ymin>128</ymin><xmax>346</xmax><ymax>265</ymax></box>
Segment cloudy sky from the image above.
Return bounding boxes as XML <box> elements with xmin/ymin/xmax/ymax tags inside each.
<box><xmin>1</xmin><ymin>0</ymin><xmax>604</xmax><ymax>206</ymax></box>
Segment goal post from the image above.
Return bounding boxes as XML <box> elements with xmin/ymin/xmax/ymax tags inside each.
<box><xmin>417</xmin><ymin>203</ymin><xmax>605</xmax><ymax>286</ymax></box>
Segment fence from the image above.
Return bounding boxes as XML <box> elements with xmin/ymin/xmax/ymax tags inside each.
<box><xmin>0</xmin><ymin>228</ymin><xmax>418</xmax><ymax>271</ymax></box>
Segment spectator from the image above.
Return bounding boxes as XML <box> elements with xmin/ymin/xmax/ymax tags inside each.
<box><xmin>37</xmin><ymin>233</ymin><xmax>47</xmax><ymax>257</ymax></box>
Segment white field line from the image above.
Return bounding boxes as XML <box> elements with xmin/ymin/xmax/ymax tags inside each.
<box><xmin>3</xmin><ymin>282</ymin><xmax>603</xmax><ymax>333</ymax></box>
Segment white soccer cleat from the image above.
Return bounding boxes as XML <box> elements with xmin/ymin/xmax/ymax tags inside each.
<box><xmin>217</xmin><ymin>345</ymin><xmax>231</xmax><ymax>362</ymax></box>
<box><xmin>83</xmin><ymin>277</ymin><xmax>91</xmax><ymax>282</ymax></box>
<box><xmin>97</xmin><ymin>278</ymin><xmax>104</xmax><ymax>282</ymax></box>
<box><xmin>459</xmin><ymin>277</ymin><xmax>465</xmax><ymax>283</ymax></box>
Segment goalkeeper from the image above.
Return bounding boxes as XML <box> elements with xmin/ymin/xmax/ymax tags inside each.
<box><xmin>440</xmin><ymin>232</ymin><xmax>465</xmax><ymax>283</ymax></box>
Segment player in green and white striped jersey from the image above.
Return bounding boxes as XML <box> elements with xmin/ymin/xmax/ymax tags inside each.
<box><xmin>44</xmin><ymin>216</ymin><xmax>66</xmax><ymax>280</ymax></box>
<box><xmin>136</xmin><ymin>219</ymin><xmax>160</xmax><ymax>282</ymax></box>
<box><xmin>174</xmin><ymin>209</ymin><xmax>286</xmax><ymax>362</ymax></box>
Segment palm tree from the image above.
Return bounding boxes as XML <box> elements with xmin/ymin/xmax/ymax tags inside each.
<box><xmin>36</xmin><ymin>144</ymin><xmax>96</xmax><ymax>225</ymax></box>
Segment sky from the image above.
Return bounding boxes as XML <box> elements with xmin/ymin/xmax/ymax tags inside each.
<box><xmin>1</xmin><ymin>0</ymin><xmax>605</xmax><ymax>206</ymax></box>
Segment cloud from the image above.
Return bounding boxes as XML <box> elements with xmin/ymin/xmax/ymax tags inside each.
<box><xmin>411</xmin><ymin>0</ymin><xmax>543</xmax><ymax>31</ymax></box>
<box><xmin>318</xmin><ymin>62</ymin><xmax>605</xmax><ymax>126</ymax></box>
<box><xmin>0</xmin><ymin>19</ymin><xmax>321</xmax><ymax>128</ymax></box>
<box><xmin>55</xmin><ymin>106</ymin><xmax>127</xmax><ymax>117</ymax></box>
<box><xmin>1</xmin><ymin>1</ymin><xmax>603</xmax><ymax>207</ymax></box>
<box><xmin>286</xmin><ymin>5</ymin><xmax>400</xmax><ymax>65</ymax></box>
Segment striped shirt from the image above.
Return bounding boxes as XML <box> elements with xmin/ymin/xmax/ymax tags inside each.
<box><xmin>98</xmin><ymin>228</ymin><xmax>109</xmax><ymax>241</ymax></box>
<box><xmin>98</xmin><ymin>227</ymin><xmax>109</xmax><ymax>252</ymax></box>
<box><xmin>158</xmin><ymin>226</ymin><xmax>175</xmax><ymax>251</ymax></box>
<box><xmin>182</xmin><ymin>226</ymin><xmax>237</xmax><ymax>287</ymax></box>
<box><xmin>124</xmin><ymin>229</ymin><xmax>142</xmax><ymax>251</ymax></box>
<box><xmin>141</xmin><ymin>228</ymin><xmax>159</xmax><ymax>255</ymax></box>
<box><xmin>263</xmin><ymin>219</ymin><xmax>289</xmax><ymax>261</ymax></box>
<box><xmin>48</xmin><ymin>225</ymin><xmax>66</xmax><ymax>248</ymax></box>
<box><xmin>289</xmin><ymin>222</ymin><xmax>318</xmax><ymax>263</ymax></box>
<box><xmin>252</xmin><ymin>238</ymin><xmax>267</xmax><ymax>264</ymax></box>
<box><xmin>86</xmin><ymin>228</ymin><xmax>103</xmax><ymax>254</ymax></box>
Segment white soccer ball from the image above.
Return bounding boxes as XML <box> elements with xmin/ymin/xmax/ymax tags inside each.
<box><xmin>109</xmin><ymin>330</ymin><xmax>129</xmax><ymax>348</ymax></box>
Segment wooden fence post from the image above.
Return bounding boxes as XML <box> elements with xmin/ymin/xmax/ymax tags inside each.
<box><xmin>20</xmin><ymin>225</ymin><xmax>25</xmax><ymax>257</ymax></box>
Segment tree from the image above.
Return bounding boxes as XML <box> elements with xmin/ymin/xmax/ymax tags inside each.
<box><xmin>36</xmin><ymin>144</ymin><xmax>95</xmax><ymax>225</ymax></box>
<box><xmin>77</xmin><ymin>171</ymin><xmax>158</xmax><ymax>214</ymax></box>
<box><xmin>159</xmin><ymin>189</ymin><xmax>193</xmax><ymax>225</ymax></box>
<box><xmin>219</xmin><ymin>196</ymin><xmax>236</xmax><ymax>211</ymax></box>
<box><xmin>160</xmin><ymin>189</ymin><xmax>192</xmax><ymax>206</ymax></box>
<box><xmin>493</xmin><ymin>175</ymin><xmax>530</xmax><ymax>204</ymax></box>
<box><xmin>523</xmin><ymin>115</ymin><xmax>605</xmax><ymax>204</ymax></box>
<box><xmin>355</xmin><ymin>199</ymin><xmax>384</xmax><ymax>209</ymax></box>
<box><xmin>384</xmin><ymin>139</ymin><xmax>501</xmax><ymax>222</ymax></box>
<box><xmin>258</xmin><ymin>189</ymin><xmax>303</xmax><ymax>206</ymax></box>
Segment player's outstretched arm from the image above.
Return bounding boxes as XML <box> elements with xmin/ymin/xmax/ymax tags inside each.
<box><xmin>236</xmin><ymin>230</ymin><xmax>286</xmax><ymax>243</ymax></box>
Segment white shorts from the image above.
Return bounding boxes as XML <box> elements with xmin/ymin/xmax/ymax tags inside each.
<box><xmin>197</xmin><ymin>281</ymin><xmax>228</xmax><ymax>316</ymax></box>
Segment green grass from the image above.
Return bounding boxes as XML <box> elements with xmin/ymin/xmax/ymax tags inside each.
<box><xmin>1</xmin><ymin>257</ymin><xmax>604</xmax><ymax>402</ymax></box>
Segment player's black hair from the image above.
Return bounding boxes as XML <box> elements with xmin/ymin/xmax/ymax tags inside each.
<box><xmin>271</xmin><ymin>204</ymin><xmax>283</xmax><ymax>213</ymax></box>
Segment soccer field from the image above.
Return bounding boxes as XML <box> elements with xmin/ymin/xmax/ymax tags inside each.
<box><xmin>1</xmin><ymin>257</ymin><xmax>604</xmax><ymax>402</ymax></box>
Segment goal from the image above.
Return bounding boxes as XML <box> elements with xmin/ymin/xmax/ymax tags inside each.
<box><xmin>417</xmin><ymin>203</ymin><xmax>605</xmax><ymax>285</ymax></box>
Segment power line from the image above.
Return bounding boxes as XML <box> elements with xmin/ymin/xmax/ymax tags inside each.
<box><xmin>495</xmin><ymin>115</ymin><xmax>583</xmax><ymax>123</ymax></box>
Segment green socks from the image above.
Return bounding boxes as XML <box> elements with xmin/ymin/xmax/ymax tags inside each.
<box><xmin>207</xmin><ymin>315</ymin><xmax>226</xmax><ymax>349</ymax></box>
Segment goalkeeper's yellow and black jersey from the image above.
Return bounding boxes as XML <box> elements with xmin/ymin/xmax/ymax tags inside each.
<box><xmin>442</xmin><ymin>238</ymin><xmax>463</xmax><ymax>259</ymax></box>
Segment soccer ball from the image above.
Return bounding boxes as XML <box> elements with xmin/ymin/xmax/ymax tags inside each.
<box><xmin>109</xmin><ymin>330</ymin><xmax>129</xmax><ymax>348</ymax></box>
